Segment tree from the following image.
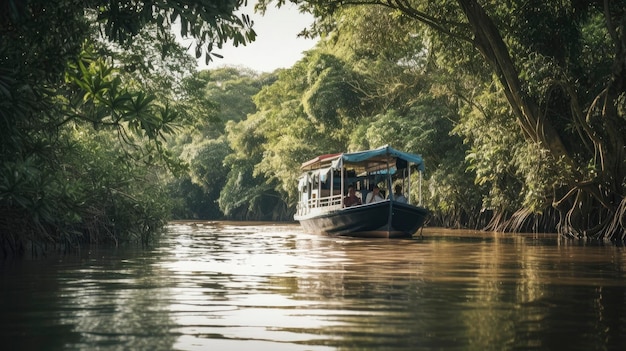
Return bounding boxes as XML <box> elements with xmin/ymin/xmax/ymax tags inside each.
<box><xmin>0</xmin><ymin>0</ymin><xmax>257</xmax><ymax>255</ymax></box>
<box><xmin>265</xmin><ymin>0</ymin><xmax>626</xmax><ymax>240</ymax></box>
<box><xmin>214</xmin><ymin>4</ymin><xmax>477</xmax><ymax>226</ymax></box>
<box><xmin>164</xmin><ymin>67</ymin><xmax>271</xmax><ymax>220</ymax></box>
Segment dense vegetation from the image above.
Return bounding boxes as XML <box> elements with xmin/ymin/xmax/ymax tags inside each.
<box><xmin>2</xmin><ymin>0</ymin><xmax>625</xmax><ymax>257</ymax></box>
<box><xmin>249</xmin><ymin>0</ymin><xmax>626</xmax><ymax>240</ymax></box>
<box><xmin>0</xmin><ymin>0</ymin><xmax>255</xmax><ymax>256</ymax></box>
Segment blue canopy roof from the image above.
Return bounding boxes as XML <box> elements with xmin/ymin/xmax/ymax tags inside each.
<box><xmin>334</xmin><ymin>145</ymin><xmax>425</xmax><ymax>172</ymax></box>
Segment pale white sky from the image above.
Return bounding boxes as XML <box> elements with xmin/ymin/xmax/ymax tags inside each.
<box><xmin>191</xmin><ymin>1</ymin><xmax>318</xmax><ymax>73</ymax></box>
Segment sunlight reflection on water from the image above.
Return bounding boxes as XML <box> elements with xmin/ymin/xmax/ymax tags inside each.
<box><xmin>156</xmin><ymin>222</ymin><xmax>626</xmax><ymax>350</ymax></box>
<box><xmin>1</xmin><ymin>221</ymin><xmax>626</xmax><ymax>350</ymax></box>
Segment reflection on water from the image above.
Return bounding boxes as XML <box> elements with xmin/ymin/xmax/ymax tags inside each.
<box><xmin>1</xmin><ymin>222</ymin><xmax>626</xmax><ymax>350</ymax></box>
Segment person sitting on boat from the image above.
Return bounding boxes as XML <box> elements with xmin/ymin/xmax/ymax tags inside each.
<box><xmin>344</xmin><ymin>185</ymin><xmax>362</xmax><ymax>207</ymax></box>
<box><xmin>394</xmin><ymin>184</ymin><xmax>408</xmax><ymax>203</ymax></box>
<box><xmin>366</xmin><ymin>185</ymin><xmax>384</xmax><ymax>203</ymax></box>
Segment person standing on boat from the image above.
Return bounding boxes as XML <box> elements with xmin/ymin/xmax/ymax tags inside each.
<box><xmin>393</xmin><ymin>184</ymin><xmax>408</xmax><ymax>203</ymax></box>
<box><xmin>366</xmin><ymin>185</ymin><xmax>384</xmax><ymax>203</ymax></box>
<box><xmin>344</xmin><ymin>185</ymin><xmax>362</xmax><ymax>207</ymax></box>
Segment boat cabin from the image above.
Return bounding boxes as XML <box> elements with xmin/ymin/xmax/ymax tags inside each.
<box><xmin>296</xmin><ymin>145</ymin><xmax>424</xmax><ymax>218</ymax></box>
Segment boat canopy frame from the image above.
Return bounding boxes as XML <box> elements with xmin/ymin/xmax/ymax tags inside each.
<box><xmin>296</xmin><ymin>145</ymin><xmax>425</xmax><ymax>216</ymax></box>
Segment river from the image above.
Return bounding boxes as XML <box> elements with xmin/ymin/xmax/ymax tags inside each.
<box><xmin>1</xmin><ymin>222</ymin><xmax>625</xmax><ymax>350</ymax></box>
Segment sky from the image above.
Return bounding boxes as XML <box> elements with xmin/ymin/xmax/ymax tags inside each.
<box><xmin>185</xmin><ymin>1</ymin><xmax>318</xmax><ymax>73</ymax></box>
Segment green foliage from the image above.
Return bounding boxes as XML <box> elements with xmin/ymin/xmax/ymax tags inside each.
<box><xmin>1</xmin><ymin>0</ymin><xmax>256</xmax><ymax>255</ymax></box>
<box><xmin>202</xmin><ymin>67</ymin><xmax>268</xmax><ymax>123</ymax></box>
<box><xmin>66</xmin><ymin>128</ymin><xmax>174</xmax><ymax>244</ymax></box>
<box><xmin>62</xmin><ymin>45</ymin><xmax>188</xmax><ymax>175</ymax></box>
<box><xmin>164</xmin><ymin>68</ymin><xmax>271</xmax><ymax>220</ymax></box>
<box><xmin>92</xmin><ymin>0</ymin><xmax>256</xmax><ymax>64</ymax></box>
<box><xmin>218</xmin><ymin>158</ymin><xmax>273</xmax><ymax>219</ymax></box>
<box><xmin>236</xmin><ymin>1</ymin><xmax>605</xmax><ymax>237</ymax></box>
<box><xmin>210</xmin><ymin>2</ymin><xmax>480</xmax><ymax>226</ymax></box>
<box><xmin>8</xmin><ymin>0</ymin><xmax>613</xmax><ymax>240</ymax></box>
<box><xmin>0</xmin><ymin>123</ymin><xmax>174</xmax><ymax>254</ymax></box>
<box><xmin>226</xmin><ymin>55</ymin><xmax>351</xmax><ymax>210</ymax></box>
<box><xmin>302</xmin><ymin>54</ymin><xmax>363</xmax><ymax>128</ymax></box>
<box><xmin>180</xmin><ymin>138</ymin><xmax>231</xmax><ymax>218</ymax></box>
<box><xmin>219</xmin><ymin>122</ymin><xmax>289</xmax><ymax>220</ymax></box>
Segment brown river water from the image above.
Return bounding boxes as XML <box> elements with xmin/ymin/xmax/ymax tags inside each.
<box><xmin>1</xmin><ymin>221</ymin><xmax>625</xmax><ymax>350</ymax></box>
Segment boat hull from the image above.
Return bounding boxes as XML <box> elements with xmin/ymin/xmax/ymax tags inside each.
<box><xmin>295</xmin><ymin>200</ymin><xmax>428</xmax><ymax>238</ymax></box>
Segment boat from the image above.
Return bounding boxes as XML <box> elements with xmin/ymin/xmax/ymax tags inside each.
<box><xmin>294</xmin><ymin>145</ymin><xmax>429</xmax><ymax>238</ymax></box>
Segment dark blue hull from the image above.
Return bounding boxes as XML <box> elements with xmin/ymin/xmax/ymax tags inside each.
<box><xmin>296</xmin><ymin>200</ymin><xmax>428</xmax><ymax>238</ymax></box>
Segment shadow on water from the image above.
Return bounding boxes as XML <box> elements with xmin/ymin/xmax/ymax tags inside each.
<box><xmin>1</xmin><ymin>221</ymin><xmax>626</xmax><ymax>350</ymax></box>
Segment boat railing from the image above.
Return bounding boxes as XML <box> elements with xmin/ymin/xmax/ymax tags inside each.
<box><xmin>296</xmin><ymin>193</ymin><xmax>343</xmax><ymax>216</ymax></box>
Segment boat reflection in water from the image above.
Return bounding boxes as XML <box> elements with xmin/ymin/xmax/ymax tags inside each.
<box><xmin>294</xmin><ymin>145</ymin><xmax>429</xmax><ymax>238</ymax></box>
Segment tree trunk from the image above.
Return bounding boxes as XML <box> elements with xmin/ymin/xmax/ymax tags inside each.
<box><xmin>455</xmin><ymin>0</ymin><xmax>625</xmax><ymax>239</ymax></box>
<box><xmin>455</xmin><ymin>0</ymin><xmax>576</xmax><ymax>171</ymax></box>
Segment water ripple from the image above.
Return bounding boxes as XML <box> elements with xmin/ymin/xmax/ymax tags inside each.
<box><xmin>2</xmin><ymin>222</ymin><xmax>626</xmax><ymax>350</ymax></box>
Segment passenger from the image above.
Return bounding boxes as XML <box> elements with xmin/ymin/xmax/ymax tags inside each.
<box><xmin>366</xmin><ymin>185</ymin><xmax>384</xmax><ymax>203</ymax></box>
<box><xmin>394</xmin><ymin>184</ymin><xmax>408</xmax><ymax>203</ymax></box>
<box><xmin>344</xmin><ymin>185</ymin><xmax>362</xmax><ymax>207</ymax></box>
